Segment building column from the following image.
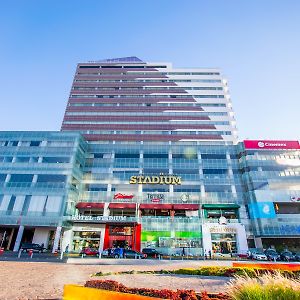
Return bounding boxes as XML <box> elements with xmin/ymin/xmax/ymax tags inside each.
<box><xmin>6</xmin><ymin>228</ymin><xmax>15</xmax><ymax>250</ymax></box>
<box><xmin>254</xmin><ymin>237</ymin><xmax>263</xmax><ymax>249</ymax></box>
<box><xmin>13</xmin><ymin>225</ymin><xmax>24</xmax><ymax>252</ymax></box>
<box><xmin>202</xmin><ymin>224</ymin><xmax>212</xmax><ymax>254</ymax></box>
<box><xmin>103</xmin><ymin>203</ymin><xmax>110</xmax><ymax>217</ymax></box>
<box><xmin>52</xmin><ymin>226</ymin><xmax>62</xmax><ymax>253</ymax></box>
<box><xmin>62</xmin><ymin>229</ymin><xmax>73</xmax><ymax>252</ymax></box>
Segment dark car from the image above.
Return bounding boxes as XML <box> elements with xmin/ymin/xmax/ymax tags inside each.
<box><xmin>101</xmin><ymin>248</ymin><xmax>115</xmax><ymax>258</ymax></box>
<box><xmin>142</xmin><ymin>248</ymin><xmax>162</xmax><ymax>258</ymax></box>
<box><xmin>294</xmin><ymin>252</ymin><xmax>300</xmax><ymax>262</ymax></box>
<box><xmin>123</xmin><ymin>249</ymin><xmax>146</xmax><ymax>259</ymax></box>
<box><xmin>264</xmin><ymin>249</ymin><xmax>280</xmax><ymax>261</ymax></box>
<box><xmin>280</xmin><ymin>250</ymin><xmax>295</xmax><ymax>261</ymax></box>
<box><xmin>102</xmin><ymin>248</ymin><xmax>146</xmax><ymax>259</ymax></box>
<box><xmin>20</xmin><ymin>243</ymin><xmax>45</xmax><ymax>253</ymax></box>
<box><xmin>80</xmin><ymin>247</ymin><xmax>99</xmax><ymax>256</ymax></box>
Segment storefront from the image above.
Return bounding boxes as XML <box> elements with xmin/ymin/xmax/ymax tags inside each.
<box><xmin>63</xmin><ymin>215</ymin><xmax>141</xmax><ymax>253</ymax></box>
<box><xmin>103</xmin><ymin>223</ymin><xmax>141</xmax><ymax>251</ymax></box>
<box><xmin>202</xmin><ymin>223</ymin><xmax>248</xmax><ymax>255</ymax></box>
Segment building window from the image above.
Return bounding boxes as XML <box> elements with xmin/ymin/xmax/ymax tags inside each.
<box><xmin>42</xmin><ymin>157</ymin><xmax>70</xmax><ymax>163</ymax></box>
<box><xmin>9</xmin><ymin>174</ymin><xmax>34</xmax><ymax>183</ymax></box>
<box><xmin>36</xmin><ymin>175</ymin><xmax>67</xmax><ymax>183</ymax></box>
<box><xmin>30</xmin><ymin>141</ymin><xmax>41</xmax><ymax>146</ymax></box>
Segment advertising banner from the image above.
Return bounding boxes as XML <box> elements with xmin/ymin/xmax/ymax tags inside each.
<box><xmin>244</xmin><ymin>140</ymin><xmax>299</xmax><ymax>150</ymax></box>
<box><xmin>248</xmin><ymin>202</ymin><xmax>276</xmax><ymax>219</ymax></box>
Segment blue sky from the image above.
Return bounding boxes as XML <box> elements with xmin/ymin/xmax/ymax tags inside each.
<box><xmin>0</xmin><ymin>0</ymin><xmax>299</xmax><ymax>140</ymax></box>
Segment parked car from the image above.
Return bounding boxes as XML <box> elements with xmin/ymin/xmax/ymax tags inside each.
<box><xmin>123</xmin><ymin>249</ymin><xmax>146</xmax><ymax>259</ymax></box>
<box><xmin>142</xmin><ymin>248</ymin><xmax>162</xmax><ymax>258</ymax></box>
<box><xmin>293</xmin><ymin>252</ymin><xmax>300</xmax><ymax>262</ymax></box>
<box><xmin>252</xmin><ymin>251</ymin><xmax>268</xmax><ymax>261</ymax></box>
<box><xmin>101</xmin><ymin>248</ymin><xmax>115</xmax><ymax>258</ymax></box>
<box><xmin>20</xmin><ymin>243</ymin><xmax>46</xmax><ymax>253</ymax></box>
<box><xmin>80</xmin><ymin>247</ymin><xmax>99</xmax><ymax>256</ymax></box>
<box><xmin>280</xmin><ymin>250</ymin><xmax>295</xmax><ymax>261</ymax></box>
<box><xmin>102</xmin><ymin>248</ymin><xmax>146</xmax><ymax>259</ymax></box>
<box><xmin>264</xmin><ymin>249</ymin><xmax>280</xmax><ymax>261</ymax></box>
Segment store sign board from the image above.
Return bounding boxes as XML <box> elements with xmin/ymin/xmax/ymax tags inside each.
<box><xmin>209</xmin><ymin>226</ymin><xmax>237</xmax><ymax>234</ymax></box>
<box><xmin>113</xmin><ymin>193</ymin><xmax>134</xmax><ymax>200</ymax></box>
<box><xmin>244</xmin><ymin>140</ymin><xmax>299</xmax><ymax>150</ymax></box>
<box><xmin>147</xmin><ymin>193</ymin><xmax>164</xmax><ymax>202</ymax></box>
<box><xmin>71</xmin><ymin>215</ymin><xmax>127</xmax><ymax>222</ymax></box>
<box><xmin>129</xmin><ymin>174</ymin><xmax>181</xmax><ymax>185</ymax></box>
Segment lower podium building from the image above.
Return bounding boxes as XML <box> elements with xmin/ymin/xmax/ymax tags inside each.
<box><xmin>0</xmin><ymin>133</ymin><xmax>299</xmax><ymax>254</ymax></box>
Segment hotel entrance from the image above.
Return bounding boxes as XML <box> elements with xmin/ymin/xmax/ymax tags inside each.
<box><xmin>202</xmin><ymin>223</ymin><xmax>248</xmax><ymax>255</ymax></box>
<box><xmin>211</xmin><ymin>233</ymin><xmax>237</xmax><ymax>254</ymax></box>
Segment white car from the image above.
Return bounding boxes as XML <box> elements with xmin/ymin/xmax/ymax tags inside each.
<box><xmin>252</xmin><ymin>251</ymin><xmax>268</xmax><ymax>260</ymax></box>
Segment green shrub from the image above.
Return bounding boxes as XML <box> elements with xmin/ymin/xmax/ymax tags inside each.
<box><xmin>227</xmin><ymin>272</ymin><xmax>300</xmax><ymax>300</ymax></box>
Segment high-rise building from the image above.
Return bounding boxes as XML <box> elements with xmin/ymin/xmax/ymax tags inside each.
<box><xmin>62</xmin><ymin>56</ymin><xmax>237</xmax><ymax>144</ymax></box>
<box><xmin>60</xmin><ymin>57</ymin><xmax>248</xmax><ymax>255</ymax></box>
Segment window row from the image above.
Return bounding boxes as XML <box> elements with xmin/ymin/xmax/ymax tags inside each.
<box><xmin>0</xmin><ymin>156</ymin><xmax>70</xmax><ymax>163</ymax></box>
<box><xmin>0</xmin><ymin>174</ymin><xmax>67</xmax><ymax>183</ymax></box>
<box><xmin>69</xmin><ymin>102</ymin><xmax>226</xmax><ymax>107</ymax></box>
<box><xmin>70</xmin><ymin>95</ymin><xmax>225</xmax><ymax>99</ymax></box>
<box><xmin>75</xmin><ymin>79</ymin><xmax>222</xmax><ymax>83</ymax></box>
<box><xmin>73</xmin><ymin>86</ymin><xmax>223</xmax><ymax>91</ymax></box>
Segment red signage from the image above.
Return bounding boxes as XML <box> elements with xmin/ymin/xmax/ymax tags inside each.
<box><xmin>151</xmin><ymin>198</ymin><xmax>161</xmax><ymax>203</ymax></box>
<box><xmin>244</xmin><ymin>140</ymin><xmax>299</xmax><ymax>150</ymax></box>
<box><xmin>113</xmin><ymin>193</ymin><xmax>134</xmax><ymax>200</ymax></box>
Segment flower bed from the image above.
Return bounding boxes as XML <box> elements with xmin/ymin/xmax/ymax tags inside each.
<box><xmin>84</xmin><ymin>280</ymin><xmax>230</xmax><ymax>300</ymax></box>
<box><xmin>233</xmin><ymin>262</ymin><xmax>300</xmax><ymax>271</ymax></box>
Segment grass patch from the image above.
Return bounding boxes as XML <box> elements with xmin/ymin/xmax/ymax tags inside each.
<box><xmin>227</xmin><ymin>272</ymin><xmax>300</xmax><ymax>300</ymax></box>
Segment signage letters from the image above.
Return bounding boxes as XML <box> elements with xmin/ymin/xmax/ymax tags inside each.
<box><xmin>71</xmin><ymin>215</ymin><xmax>127</xmax><ymax>222</ymax></box>
<box><xmin>129</xmin><ymin>173</ymin><xmax>181</xmax><ymax>185</ymax></box>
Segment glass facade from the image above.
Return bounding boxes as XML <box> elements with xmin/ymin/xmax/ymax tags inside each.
<box><xmin>0</xmin><ymin>57</ymin><xmax>298</xmax><ymax>254</ymax></box>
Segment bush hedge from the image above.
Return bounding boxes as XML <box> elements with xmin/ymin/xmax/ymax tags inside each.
<box><xmin>94</xmin><ymin>266</ymin><xmax>300</xmax><ymax>279</ymax></box>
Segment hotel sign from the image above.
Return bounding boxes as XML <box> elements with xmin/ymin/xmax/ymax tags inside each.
<box><xmin>209</xmin><ymin>226</ymin><xmax>236</xmax><ymax>234</ymax></box>
<box><xmin>129</xmin><ymin>174</ymin><xmax>181</xmax><ymax>185</ymax></box>
<box><xmin>71</xmin><ymin>215</ymin><xmax>127</xmax><ymax>222</ymax></box>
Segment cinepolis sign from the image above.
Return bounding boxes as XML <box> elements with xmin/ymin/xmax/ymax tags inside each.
<box><xmin>244</xmin><ymin>140</ymin><xmax>300</xmax><ymax>150</ymax></box>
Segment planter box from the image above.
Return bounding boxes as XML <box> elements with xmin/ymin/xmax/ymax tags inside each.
<box><xmin>233</xmin><ymin>262</ymin><xmax>300</xmax><ymax>271</ymax></box>
<box><xmin>63</xmin><ymin>285</ymin><xmax>161</xmax><ymax>300</ymax></box>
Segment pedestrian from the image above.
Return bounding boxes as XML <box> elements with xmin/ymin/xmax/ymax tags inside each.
<box><xmin>119</xmin><ymin>247</ymin><xmax>124</xmax><ymax>258</ymax></box>
<box><xmin>65</xmin><ymin>244</ymin><xmax>69</xmax><ymax>254</ymax></box>
<box><xmin>204</xmin><ymin>249</ymin><xmax>207</xmax><ymax>260</ymax></box>
<box><xmin>209</xmin><ymin>250</ymin><xmax>212</xmax><ymax>259</ymax></box>
<box><xmin>182</xmin><ymin>247</ymin><xmax>185</xmax><ymax>256</ymax></box>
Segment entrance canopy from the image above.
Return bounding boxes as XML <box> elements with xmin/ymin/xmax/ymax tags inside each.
<box><xmin>140</xmin><ymin>204</ymin><xmax>173</xmax><ymax>210</ymax></box>
<box><xmin>173</xmin><ymin>204</ymin><xmax>199</xmax><ymax>210</ymax></box>
<box><xmin>202</xmin><ymin>204</ymin><xmax>240</xmax><ymax>209</ymax></box>
<box><xmin>76</xmin><ymin>202</ymin><xmax>105</xmax><ymax>209</ymax></box>
<box><xmin>108</xmin><ymin>203</ymin><xmax>136</xmax><ymax>209</ymax></box>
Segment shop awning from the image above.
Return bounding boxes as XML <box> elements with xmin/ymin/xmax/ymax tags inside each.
<box><xmin>108</xmin><ymin>203</ymin><xmax>136</xmax><ymax>209</ymax></box>
<box><xmin>202</xmin><ymin>204</ymin><xmax>240</xmax><ymax>209</ymax></box>
<box><xmin>173</xmin><ymin>204</ymin><xmax>199</xmax><ymax>210</ymax></box>
<box><xmin>139</xmin><ymin>204</ymin><xmax>173</xmax><ymax>210</ymax></box>
<box><xmin>76</xmin><ymin>202</ymin><xmax>105</xmax><ymax>209</ymax></box>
